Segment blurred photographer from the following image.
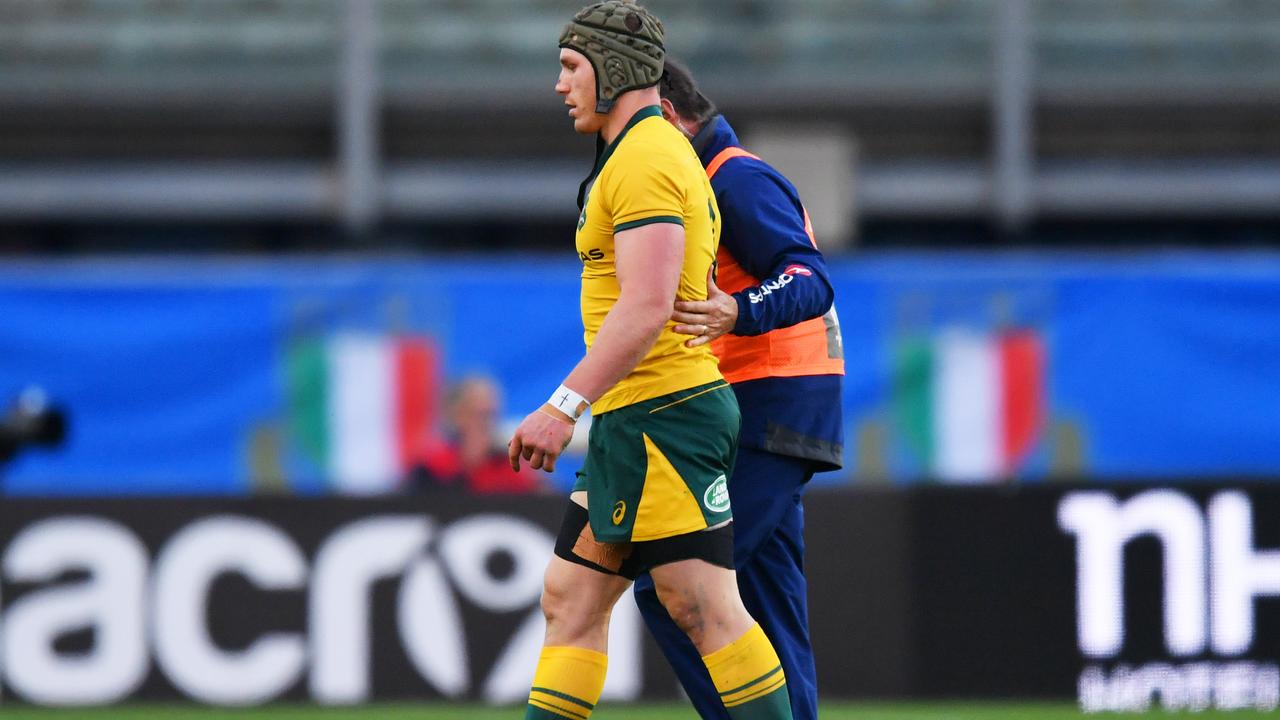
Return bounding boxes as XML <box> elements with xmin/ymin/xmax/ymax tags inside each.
<box><xmin>0</xmin><ymin>386</ymin><xmax>68</xmax><ymax>467</ymax></box>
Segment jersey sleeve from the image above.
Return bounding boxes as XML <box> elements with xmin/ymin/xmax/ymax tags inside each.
<box><xmin>601</xmin><ymin>143</ymin><xmax>688</xmax><ymax>233</ymax></box>
<box><xmin>715</xmin><ymin>162</ymin><xmax>835</xmax><ymax>336</ymax></box>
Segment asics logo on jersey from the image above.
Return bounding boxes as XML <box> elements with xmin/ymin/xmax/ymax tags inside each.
<box><xmin>579</xmin><ymin>248</ymin><xmax>604</xmax><ymax>262</ymax></box>
<box><xmin>612</xmin><ymin>500</ymin><xmax>626</xmax><ymax>525</ymax></box>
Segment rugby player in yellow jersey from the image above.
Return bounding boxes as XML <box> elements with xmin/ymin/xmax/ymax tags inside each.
<box><xmin>506</xmin><ymin>3</ymin><xmax>794</xmax><ymax>719</ymax></box>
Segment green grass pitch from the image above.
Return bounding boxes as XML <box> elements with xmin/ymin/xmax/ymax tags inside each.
<box><xmin>1</xmin><ymin>703</ymin><xmax>1276</xmax><ymax>719</ymax></box>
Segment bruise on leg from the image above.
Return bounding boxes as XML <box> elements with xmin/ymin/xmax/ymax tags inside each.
<box><xmin>656</xmin><ymin>576</ymin><xmax>709</xmax><ymax>645</ymax></box>
<box><xmin>650</xmin><ymin>559</ymin><xmax>754</xmax><ymax>655</ymax></box>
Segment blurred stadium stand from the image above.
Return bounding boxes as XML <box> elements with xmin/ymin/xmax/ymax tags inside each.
<box><xmin>3</xmin><ymin>7</ymin><xmax>1279</xmax><ymax>711</ymax></box>
<box><xmin>0</xmin><ymin>0</ymin><xmax>1278</xmax><ymax>237</ymax></box>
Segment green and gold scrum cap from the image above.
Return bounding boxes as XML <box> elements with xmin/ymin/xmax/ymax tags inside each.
<box><xmin>559</xmin><ymin>1</ymin><xmax>666</xmax><ymax>114</ymax></box>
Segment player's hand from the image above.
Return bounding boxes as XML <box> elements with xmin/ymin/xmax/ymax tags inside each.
<box><xmin>508</xmin><ymin>404</ymin><xmax>576</xmax><ymax>473</ymax></box>
<box><xmin>672</xmin><ymin>267</ymin><xmax>738</xmax><ymax>347</ymax></box>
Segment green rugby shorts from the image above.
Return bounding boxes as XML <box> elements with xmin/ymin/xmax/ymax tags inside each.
<box><xmin>573</xmin><ymin>380</ymin><xmax>739</xmax><ymax>543</ymax></box>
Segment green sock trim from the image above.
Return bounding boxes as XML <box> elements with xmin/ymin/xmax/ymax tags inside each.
<box><xmin>718</xmin><ymin>664</ymin><xmax>783</xmax><ymax>699</ymax></box>
<box><xmin>531</xmin><ymin>686</ymin><xmax>596</xmax><ymax>711</ymax></box>
<box><xmin>526</xmin><ymin>699</ymin><xmax>590</xmax><ymax>720</ymax></box>
<box><xmin>725</xmin><ymin>682</ymin><xmax>793</xmax><ymax>720</ymax></box>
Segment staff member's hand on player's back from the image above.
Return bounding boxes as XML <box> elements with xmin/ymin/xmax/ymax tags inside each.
<box><xmin>508</xmin><ymin>404</ymin><xmax>575</xmax><ymax>472</ymax></box>
<box><xmin>672</xmin><ymin>268</ymin><xmax>737</xmax><ymax>347</ymax></box>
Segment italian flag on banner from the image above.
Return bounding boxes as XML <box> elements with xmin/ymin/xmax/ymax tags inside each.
<box><xmin>895</xmin><ymin>327</ymin><xmax>1043</xmax><ymax>482</ymax></box>
<box><xmin>287</xmin><ymin>333</ymin><xmax>438</xmax><ymax>493</ymax></box>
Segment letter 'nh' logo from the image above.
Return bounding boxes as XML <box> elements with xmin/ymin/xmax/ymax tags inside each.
<box><xmin>1058</xmin><ymin>489</ymin><xmax>1280</xmax><ymax>658</ymax></box>
<box><xmin>612</xmin><ymin>501</ymin><xmax>626</xmax><ymax>525</ymax></box>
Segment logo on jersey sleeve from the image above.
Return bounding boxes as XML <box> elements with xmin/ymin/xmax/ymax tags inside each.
<box><xmin>745</xmin><ymin>265</ymin><xmax>815</xmax><ymax>303</ymax></box>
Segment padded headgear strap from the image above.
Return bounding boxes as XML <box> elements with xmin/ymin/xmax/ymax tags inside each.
<box><xmin>559</xmin><ymin>1</ymin><xmax>665</xmax><ymax>114</ymax></box>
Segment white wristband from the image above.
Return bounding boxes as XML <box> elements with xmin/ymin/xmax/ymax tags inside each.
<box><xmin>547</xmin><ymin>384</ymin><xmax>589</xmax><ymax>419</ymax></box>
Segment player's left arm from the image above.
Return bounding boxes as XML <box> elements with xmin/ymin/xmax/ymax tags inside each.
<box><xmin>673</xmin><ymin>167</ymin><xmax>834</xmax><ymax>345</ymax></box>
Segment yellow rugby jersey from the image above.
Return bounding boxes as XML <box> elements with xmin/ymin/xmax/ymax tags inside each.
<box><xmin>576</xmin><ymin>106</ymin><xmax>724</xmax><ymax>414</ymax></box>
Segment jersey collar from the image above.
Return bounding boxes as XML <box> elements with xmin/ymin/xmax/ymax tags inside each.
<box><xmin>689</xmin><ymin>114</ymin><xmax>741</xmax><ymax>169</ymax></box>
<box><xmin>576</xmin><ymin>105</ymin><xmax>664</xmax><ymax>210</ymax></box>
<box><xmin>689</xmin><ymin>114</ymin><xmax>719</xmax><ymax>158</ymax></box>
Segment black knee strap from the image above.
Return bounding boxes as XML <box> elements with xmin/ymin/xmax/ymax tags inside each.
<box><xmin>554</xmin><ymin>501</ymin><xmax>736</xmax><ymax>580</ymax></box>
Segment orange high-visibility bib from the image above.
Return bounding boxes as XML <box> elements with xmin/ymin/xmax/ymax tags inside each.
<box><xmin>705</xmin><ymin>147</ymin><xmax>844</xmax><ymax>384</ymax></box>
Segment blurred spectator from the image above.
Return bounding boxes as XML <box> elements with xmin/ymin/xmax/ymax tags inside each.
<box><xmin>408</xmin><ymin>375</ymin><xmax>544</xmax><ymax>494</ymax></box>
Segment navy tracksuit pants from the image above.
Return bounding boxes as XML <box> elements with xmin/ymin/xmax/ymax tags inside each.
<box><xmin>633</xmin><ymin>445</ymin><xmax>817</xmax><ymax>720</ymax></box>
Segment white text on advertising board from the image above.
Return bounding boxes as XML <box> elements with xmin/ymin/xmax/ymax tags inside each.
<box><xmin>0</xmin><ymin>514</ymin><xmax>641</xmax><ymax>706</ymax></box>
<box><xmin>1059</xmin><ymin>490</ymin><xmax>1280</xmax><ymax>712</ymax></box>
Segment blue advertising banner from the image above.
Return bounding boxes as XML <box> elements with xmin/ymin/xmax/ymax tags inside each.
<box><xmin>0</xmin><ymin>252</ymin><xmax>1277</xmax><ymax>495</ymax></box>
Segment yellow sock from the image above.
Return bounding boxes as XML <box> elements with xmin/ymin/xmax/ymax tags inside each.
<box><xmin>524</xmin><ymin>645</ymin><xmax>608</xmax><ymax>720</ymax></box>
<box><xmin>701</xmin><ymin>624</ymin><xmax>794</xmax><ymax>719</ymax></box>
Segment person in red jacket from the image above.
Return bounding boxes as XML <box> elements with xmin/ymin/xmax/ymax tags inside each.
<box><xmin>409</xmin><ymin>376</ymin><xmax>543</xmax><ymax>494</ymax></box>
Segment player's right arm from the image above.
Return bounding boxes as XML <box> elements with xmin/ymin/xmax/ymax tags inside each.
<box><xmin>560</xmin><ymin>222</ymin><xmax>684</xmax><ymax>401</ymax></box>
<box><xmin>508</xmin><ymin>222</ymin><xmax>684</xmax><ymax>473</ymax></box>
<box><xmin>510</xmin><ymin>138</ymin><xmax>690</xmax><ymax>474</ymax></box>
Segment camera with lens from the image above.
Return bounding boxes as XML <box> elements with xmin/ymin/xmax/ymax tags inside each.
<box><xmin>0</xmin><ymin>387</ymin><xmax>68</xmax><ymax>464</ymax></box>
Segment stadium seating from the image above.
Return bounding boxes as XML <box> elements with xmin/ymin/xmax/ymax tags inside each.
<box><xmin>0</xmin><ymin>0</ymin><xmax>1276</xmax><ymax>101</ymax></box>
<box><xmin>0</xmin><ymin>1</ymin><xmax>1277</xmax><ymax>228</ymax></box>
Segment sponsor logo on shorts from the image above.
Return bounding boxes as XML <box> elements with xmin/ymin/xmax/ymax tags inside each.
<box><xmin>703</xmin><ymin>475</ymin><xmax>730</xmax><ymax>513</ymax></box>
<box><xmin>783</xmin><ymin>264</ymin><xmax>813</xmax><ymax>277</ymax></box>
<box><xmin>612</xmin><ymin>500</ymin><xmax>626</xmax><ymax>525</ymax></box>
